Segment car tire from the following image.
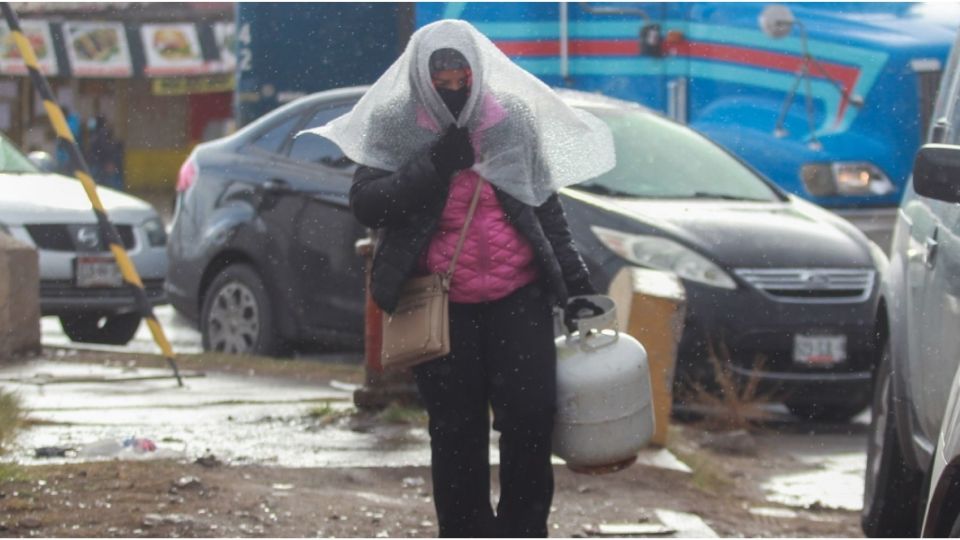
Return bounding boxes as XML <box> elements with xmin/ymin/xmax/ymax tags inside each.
<box><xmin>201</xmin><ymin>263</ymin><xmax>283</xmax><ymax>356</ymax></box>
<box><xmin>949</xmin><ymin>511</ymin><xmax>960</xmax><ymax>538</ymax></box>
<box><xmin>59</xmin><ymin>313</ymin><xmax>141</xmax><ymax>345</ymax></box>
<box><xmin>861</xmin><ymin>340</ymin><xmax>924</xmax><ymax>537</ymax></box>
<box><xmin>784</xmin><ymin>394</ymin><xmax>871</xmax><ymax>423</ymax></box>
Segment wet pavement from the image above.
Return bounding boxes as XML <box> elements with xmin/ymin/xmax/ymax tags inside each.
<box><xmin>1</xmin><ymin>358</ymin><xmax>395</xmax><ymax>468</ymax></box>
<box><xmin>0</xmin><ymin>358</ymin><xmax>691</xmax><ymax>475</ymax></box>
<box><xmin>755</xmin><ymin>413</ymin><xmax>869</xmax><ymax>512</ymax></box>
<box><xmin>31</xmin><ymin>311</ymin><xmax>871</xmax><ymax>517</ymax></box>
<box><xmin>2</xmin><ymin>358</ymin><xmax>871</xmax><ymax>520</ymax></box>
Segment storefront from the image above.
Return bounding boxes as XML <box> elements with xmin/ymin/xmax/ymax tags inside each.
<box><xmin>0</xmin><ymin>4</ymin><xmax>234</xmax><ymax>192</ymax></box>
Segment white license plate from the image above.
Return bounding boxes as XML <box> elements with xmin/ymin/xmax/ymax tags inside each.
<box><xmin>75</xmin><ymin>256</ymin><xmax>123</xmax><ymax>288</ymax></box>
<box><xmin>793</xmin><ymin>335</ymin><xmax>847</xmax><ymax>366</ymax></box>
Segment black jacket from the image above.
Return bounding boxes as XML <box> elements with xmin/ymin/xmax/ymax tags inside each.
<box><xmin>350</xmin><ymin>147</ymin><xmax>594</xmax><ymax>314</ymax></box>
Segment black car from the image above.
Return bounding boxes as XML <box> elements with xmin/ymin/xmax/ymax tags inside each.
<box><xmin>167</xmin><ymin>86</ymin><xmax>885</xmax><ymax>421</ymax></box>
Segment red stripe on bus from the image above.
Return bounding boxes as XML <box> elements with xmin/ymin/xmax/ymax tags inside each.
<box><xmin>494</xmin><ymin>37</ymin><xmax>861</xmax><ymax>123</ymax></box>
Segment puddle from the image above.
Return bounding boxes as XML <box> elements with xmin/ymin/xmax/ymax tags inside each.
<box><xmin>759</xmin><ymin>457</ymin><xmax>865</xmax><ymax>511</ymax></box>
<box><xmin>748</xmin><ymin>506</ymin><xmax>799</xmax><ymax>519</ymax></box>
<box><xmin>2</xmin><ymin>359</ymin><xmax>691</xmax><ymax>476</ymax></box>
<box><xmin>755</xmin><ymin>429</ymin><xmax>867</xmax><ymax>512</ymax></box>
<box><xmin>1</xmin><ymin>360</ymin><xmax>431</xmax><ymax>468</ymax></box>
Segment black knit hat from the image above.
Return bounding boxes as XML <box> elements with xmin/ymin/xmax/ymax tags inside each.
<box><xmin>429</xmin><ymin>48</ymin><xmax>470</xmax><ymax>73</ymax></box>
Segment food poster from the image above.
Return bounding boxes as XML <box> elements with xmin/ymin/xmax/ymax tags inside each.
<box><xmin>0</xmin><ymin>20</ymin><xmax>58</xmax><ymax>75</ymax></box>
<box><xmin>64</xmin><ymin>21</ymin><xmax>132</xmax><ymax>77</ymax></box>
<box><xmin>141</xmin><ymin>23</ymin><xmax>207</xmax><ymax>76</ymax></box>
<box><xmin>214</xmin><ymin>22</ymin><xmax>235</xmax><ymax>72</ymax></box>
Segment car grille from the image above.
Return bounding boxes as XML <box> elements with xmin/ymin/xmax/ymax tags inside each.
<box><xmin>734</xmin><ymin>268</ymin><xmax>875</xmax><ymax>303</ymax></box>
<box><xmin>26</xmin><ymin>224</ymin><xmax>136</xmax><ymax>252</ymax></box>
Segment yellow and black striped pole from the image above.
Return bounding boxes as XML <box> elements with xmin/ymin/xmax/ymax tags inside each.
<box><xmin>1</xmin><ymin>3</ymin><xmax>183</xmax><ymax>386</ymax></box>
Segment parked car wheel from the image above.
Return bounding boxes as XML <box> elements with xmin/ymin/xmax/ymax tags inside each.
<box><xmin>861</xmin><ymin>340</ymin><xmax>923</xmax><ymax>537</ymax></box>
<box><xmin>950</xmin><ymin>512</ymin><xmax>960</xmax><ymax>538</ymax></box>
<box><xmin>59</xmin><ymin>313</ymin><xmax>141</xmax><ymax>345</ymax></box>
<box><xmin>201</xmin><ymin>263</ymin><xmax>282</xmax><ymax>356</ymax></box>
<box><xmin>784</xmin><ymin>394</ymin><xmax>871</xmax><ymax>423</ymax></box>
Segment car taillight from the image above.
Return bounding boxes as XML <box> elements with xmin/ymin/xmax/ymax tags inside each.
<box><xmin>176</xmin><ymin>157</ymin><xmax>197</xmax><ymax>193</ymax></box>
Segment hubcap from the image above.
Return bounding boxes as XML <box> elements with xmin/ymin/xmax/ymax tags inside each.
<box><xmin>206</xmin><ymin>281</ymin><xmax>260</xmax><ymax>354</ymax></box>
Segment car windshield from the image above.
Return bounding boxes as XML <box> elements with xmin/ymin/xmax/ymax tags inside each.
<box><xmin>573</xmin><ymin>105</ymin><xmax>781</xmax><ymax>202</ymax></box>
<box><xmin>0</xmin><ymin>136</ymin><xmax>39</xmax><ymax>174</ymax></box>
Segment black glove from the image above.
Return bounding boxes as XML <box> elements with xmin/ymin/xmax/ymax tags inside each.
<box><xmin>567</xmin><ymin>276</ymin><xmax>597</xmax><ymax>297</ymax></box>
<box><xmin>430</xmin><ymin>124</ymin><xmax>475</xmax><ymax>178</ymax></box>
<box><xmin>564</xmin><ymin>297</ymin><xmax>604</xmax><ymax>333</ymax></box>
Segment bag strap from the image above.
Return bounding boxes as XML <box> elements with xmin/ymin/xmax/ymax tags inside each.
<box><xmin>445</xmin><ymin>178</ymin><xmax>485</xmax><ymax>278</ymax></box>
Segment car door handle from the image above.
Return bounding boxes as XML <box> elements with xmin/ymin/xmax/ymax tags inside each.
<box><xmin>263</xmin><ymin>178</ymin><xmax>291</xmax><ymax>194</ymax></box>
<box><xmin>924</xmin><ymin>228</ymin><xmax>939</xmax><ymax>269</ymax></box>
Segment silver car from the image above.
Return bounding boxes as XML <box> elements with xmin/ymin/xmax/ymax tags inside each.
<box><xmin>862</xmin><ymin>29</ymin><xmax>960</xmax><ymax>537</ymax></box>
<box><xmin>0</xmin><ymin>136</ymin><xmax>167</xmax><ymax>345</ymax></box>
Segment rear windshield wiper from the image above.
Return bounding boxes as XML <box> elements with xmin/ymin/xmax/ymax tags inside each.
<box><xmin>573</xmin><ymin>184</ymin><xmax>636</xmax><ymax>198</ymax></box>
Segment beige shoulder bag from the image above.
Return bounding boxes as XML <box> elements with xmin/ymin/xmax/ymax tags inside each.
<box><xmin>380</xmin><ymin>178</ymin><xmax>485</xmax><ymax>370</ymax></box>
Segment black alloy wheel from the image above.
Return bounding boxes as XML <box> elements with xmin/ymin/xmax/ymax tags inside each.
<box><xmin>201</xmin><ymin>263</ymin><xmax>283</xmax><ymax>356</ymax></box>
<box><xmin>59</xmin><ymin>312</ymin><xmax>142</xmax><ymax>345</ymax></box>
<box><xmin>861</xmin><ymin>339</ymin><xmax>924</xmax><ymax>537</ymax></box>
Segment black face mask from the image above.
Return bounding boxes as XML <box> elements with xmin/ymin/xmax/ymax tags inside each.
<box><xmin>437</xmin><ymin>87</ymin><xmax>469</xmax><ymax>119</ymax></box>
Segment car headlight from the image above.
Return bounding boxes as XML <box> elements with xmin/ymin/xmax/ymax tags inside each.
<box><xmin>591</xmin><ymin>226</ymin><xmax>737</xmax><ymax>289</ymax></box>
<box><xmin>801</xmin><ymin>162</ymin><xmax>895</xmax><ymax>197</ymax></box>
<box><xmin>142</xmin><ymin>217</ymin><xmax>167</xmax><ymax>247</ymax></box>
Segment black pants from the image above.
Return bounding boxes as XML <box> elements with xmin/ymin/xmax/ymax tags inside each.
<box><xmin>412</xmin><ymin>282</ymin><xmax>557</xmax><ymax>538</ymax></box>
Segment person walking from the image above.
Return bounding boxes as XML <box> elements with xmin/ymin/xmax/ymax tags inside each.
<box><xmin>86</xmin><ymin>115</ymin><xmax>125</xmax><ymax>191</ymax></box>
<box><xmin>55</xmin><ymin>107</ymin><xmax>81</xmax><ymax>174</ymax></box>
<box><xmin>304</xmin><ymin>20</ymin><xmax>615</xmax><ymax>538</ymax></box>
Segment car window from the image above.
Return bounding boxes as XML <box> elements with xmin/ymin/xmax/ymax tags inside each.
<box><xmin>944</xmin><ymin>72</ymin><xmax>960</xmax><ymax>145</ymax></box>
<box><xmin>931</xmin><ymin>31</ymin><xmax>960</xmax><ymax>144</ymax></box>
<box><xmin>287</xmin><ymin>104</ymin><xmax>353</xmax><ymax>168</ymax></box>
<box><xmin>574</xmin><ymin>106</ymin><xmax>780</xmax><ymax>201</ymax></box>
<box><xmin>250</xmin><ymin>115</ymin><xmax>302</xmax><ymax>154</ymax></box>
<box><xmin>0</xmin><ymin>136</ymin><xmax>39</xmax><ymax>174</ymax></box>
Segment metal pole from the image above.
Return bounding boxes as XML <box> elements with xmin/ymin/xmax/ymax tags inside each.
<box><xmin>559</xmin><ymin>2</ymin><xmax>570</xmax><ymax>84</ymax></box>
<box><xmin>1</xmin><ymin>3</ymin><xmax>183</xmax><ymax>386</ymax></box>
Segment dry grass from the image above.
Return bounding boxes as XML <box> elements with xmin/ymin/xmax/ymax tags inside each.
<box><xmin>682</xmin><ymin>338</ymin><xmax>780</xmax><ymax>432</ymax></box>
<box><xmin>0</xmin><ymin>390</ymin><xmax>22</xmax><ymax>454</ymax></box>
<box><xmin>666</xmin><ymin>426</ymin><xmax>733</xmax><ymax>495</ymax></box>
<box><xmin>305</xmin><ymin>401</ymin><xmax>356</xmax><ymax>427</ymax></box>
<box><xmin>374</xmin><ymin>403</ymin><xmax>428</xmax><ymax>426</ymax></box>
<box><xmin>305</xmin><ymin>401</ymin><xmax>425</xmax><ymax>427</ymax></box>
<box><xmin>307</xmin><ymin>401</ymin><xmax>337</xmax><ymax>419</ymax></box>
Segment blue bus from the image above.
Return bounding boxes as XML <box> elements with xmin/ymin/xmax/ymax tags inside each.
<box><xmin>237</xmin><ymin>2</ymin><xmax>960</xmax><ymax>248</ymax></box>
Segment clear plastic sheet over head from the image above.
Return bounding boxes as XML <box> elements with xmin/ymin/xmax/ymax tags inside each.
<box><xmin>300</xmin><ymin>19</ymin><xmax>616</xmax><ymax>206</ymax></box>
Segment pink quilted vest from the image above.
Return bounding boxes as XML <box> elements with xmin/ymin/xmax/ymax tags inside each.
<box><xmin>416</xmin><ymin>94</ymin><xmax>539</xmax><ymax>303</ymax></box>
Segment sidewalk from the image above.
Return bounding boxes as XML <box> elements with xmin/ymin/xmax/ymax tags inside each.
<box><xmin>1</xmin><ymin>351</ymin><xmax>691</xmax><ymax>472</ymax></box>
<box><xmin>0</xmin><ymin>349</ymin><xmax>862</xmax><ymax>537</ymax></box>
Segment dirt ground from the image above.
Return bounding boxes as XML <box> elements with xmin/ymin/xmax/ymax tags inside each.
<box><xmin>0</xmin><ymin>350</ymin><xmax>863</xmax><ymax>538</ymax></box>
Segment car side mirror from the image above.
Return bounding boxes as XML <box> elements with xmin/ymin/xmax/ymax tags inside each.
<box><xmin>28</xmin><ymin>150</ymin><xmax>56</xmax><ymax>173</ymax></box>
<box><xmin>759</xmin><ymin>4</ymin><xmax>796</xmax><ymax>39</ymax></box>
<box><xmin>913</xmin><ymin>144</ymin><xmax>960</xmax><ymax>203</ymax></box>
